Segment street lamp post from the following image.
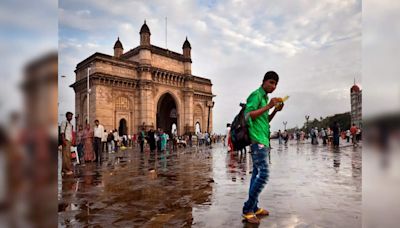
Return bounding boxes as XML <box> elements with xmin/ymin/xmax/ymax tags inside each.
<box><xmin>305</xmin><ymin>115</ymin><xmax>310</xmax><ymax>133</ymax></box>
<box><xmin>207</xmin><ymin>101</ymin><xmax>215</xmax><ymax>134</ymax></box>
<box><xmin>283</xmin><ymin>121</ymin><xmax>287</xmax><ymax>131</ymax></box>
<box><xmin>87</xmin><ymin>66</ymin><xmax>91</xmax><ymax>124</ymax></box>
<box><xmin>75</xmin><ymin>114</ymin><xmax>79</xmax><ymax>130</ymax></box>
<box><xmin>59</xmin><ymin>75</ymin><xmax>67</xmax><ymax>125</ymax></box>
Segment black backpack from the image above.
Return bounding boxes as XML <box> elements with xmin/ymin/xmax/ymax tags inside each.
<box><xmin>58</xmin><ymin>125</ymin><xmax>63</xmax><ymax>146</ymax></box>
<box><xmin>230</xmin><ymin>103</ymin><xmax>251</xmax><ymax>151</ymax></box>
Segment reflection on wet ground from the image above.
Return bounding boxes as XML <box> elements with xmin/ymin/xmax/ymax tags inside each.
<box><xmin>59</xmin><ymin>140</ymin><xmax>361</xmax><ymax>227</ymax></box>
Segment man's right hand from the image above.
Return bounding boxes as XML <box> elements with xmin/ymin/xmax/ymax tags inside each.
<box><xmin>268</xmin><ymin>97</ymin><xmax>282</xmax><ymax>108</ymax></box>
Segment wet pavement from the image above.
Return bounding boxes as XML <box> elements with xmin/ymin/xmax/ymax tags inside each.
<box><xmin>58</xmin><ymin>140</ymin><xmax>361</xmax><ymax>227</ymax></box>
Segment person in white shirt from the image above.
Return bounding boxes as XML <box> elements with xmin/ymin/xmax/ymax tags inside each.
<box><xmin>93</xmin><ymin>119</ymin><xmax>104</xmax><ymax>162</ymax></box>
<box><xmin>225</xmin><ymin>123</ymin><xmax>231</xmax><ymax>150</ymax></box>
<box><xmin>60</xmin><ymin>112</ymin><xmax>74</xmax><ymax>175</ymax></box>
<box><xmin>113</xmin><ymin>129</ymin><xmax>119</xmax><ymax>152</ymax></box>
<box><xmin>346</xmin><ymin>130</ymin><xmax>351</xmax><ymax>143</ymax></box>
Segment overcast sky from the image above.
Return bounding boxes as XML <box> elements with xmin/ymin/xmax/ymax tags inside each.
<box><xmin>58</xmin><ymin>0</ymin><xmax>362</xmax><ymax>134</ymax></box>
<box><xmin>0</xmin><ymin>0</ymin><xmax>57</xmax><ymax>123</ymax></box>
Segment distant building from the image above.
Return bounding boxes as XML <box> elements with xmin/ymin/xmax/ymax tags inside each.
<box><xmin>23</xmin><ymin>52</ymin><xmax>58</xmax><ymax>127</ymax></box>
<box><xmin>350</xmin><ymin>83</ymin><xmax>362</xmax><ymax>128</ymax></box>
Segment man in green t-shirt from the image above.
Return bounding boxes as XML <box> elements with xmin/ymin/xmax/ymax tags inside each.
<box><xmin>242</xmin><ymin>71</ymin><xmax>284</xmax><ymax>224</ymax></box>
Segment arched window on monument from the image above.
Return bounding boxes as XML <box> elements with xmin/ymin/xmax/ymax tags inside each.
<box><xmin>116</xmin><ymin>96</ymin><xmax>129</xmax><ymax>110</ymax></box>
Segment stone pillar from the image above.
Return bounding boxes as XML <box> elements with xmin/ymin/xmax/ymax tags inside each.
<box><xmin>75</xmin><ymin>92</ymin><xmax>81</xmax><ymax>126</ymax></box>
<box><xmin>88</xmin><ymin>85</ymin><xmax>96</xmax><ymax>126</ymax></box>
<box><xmin>184</xmin><ymin>61</ymin><xmax>191</xmax><ymax>75</ymax></box>
<box><xmin>139</xmin><ymin>48</ymin><xmax>151</xmax><ymax>65</ymax></box>
<box><xmin>138</xmin><ymin>68</ymin><xmax>154</xmax><ymax>130</ymax></box>
<box><xmin>209</xmin><ymin>104</ymin><xmax>213</xmax><ymax>133</ymax></box>
<box><xmin>183</xmin><ymin>77</ymin><xmax>194</xmax><ymax>134</ymax></box>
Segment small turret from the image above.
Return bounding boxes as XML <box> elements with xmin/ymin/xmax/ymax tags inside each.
<box><xmin>182</xmin><ymin>37</ymin><xmax>192</xmax><ymax>74</ymax></box>
<box><xmin>113</xmin><ymin>37</ymin><xmax>123</xmax><ymax>58</ymax></box>
<box><xmin>182</xmin><ymin>37</ymin><xmax>191</xmax><ymax>59</ymax></box>
<box><xmin>140</xmin><ymin>20</ymin><xmax>151</xmax><ymax>46</ymax></box>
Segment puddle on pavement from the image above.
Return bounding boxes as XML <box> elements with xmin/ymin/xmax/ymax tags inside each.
<box><xmin>59</xmin><ymin>141</ymin><xmax>361</xmax><ymax>227</ymax></box>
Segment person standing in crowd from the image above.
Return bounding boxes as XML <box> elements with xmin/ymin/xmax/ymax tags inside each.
<box><xmin>60</xmin><ymin>112</ymin><xmax>74</xmax><ymax>175</ymax></box>
<box><xmin>300</xmin><ymin>130</ymin><xmax>305</xmax><ymax>141</ymax></box>
<box><xmin>113</xmin><ymin>129</ymin><xmax>119</xmax><ymax>152</ymax></box>
<box><xmin>147</xmin><ymin>128</ymin><xmax>156</xmax><ymax>153</ymax></box>
<box><xmin>310</xmin><ymin>128</ymin><xmax>315</xmax><ymax>144</ymax></box>
<box><xmin>350</xmin><ymin>123</ymin><xmax>358</xmax><ymax>145</ymax></box>
<box><xmin>172</xmin><ymin>130</ymin><xmax>178</xmax><ymax>151</ymax></box>
<box><xmin>356</xmin><ymin>128</ymin><xmax>361</xmax><ymax>142</ymax></box>
<box><xmin>242</xmin><ymin>71</ymin><xmax>284</xmax><ymax>224</ymax></box>
<box><xmin>102</xmin><ymin>129</ymin><xmax>107</xmax><ymax>154</ymax></box>
<box><xmin>156</xmin><ymin>128</ymin><xmax>162</xmax><ymax>152</ymax></box>
<box><xmin>332</xmin><ymin>122</ymin><xmax>340</xmax><ymax>148</ymax></box>
<box><xmin>165</xmin><ymin>133</ymin><xmax>170</xmax><ymax>149</ymax></box>
<box><xmin>127</xmin><ymin>134</ymin><xmax>131</xmax><ymax>147</ymax></box>
<box><xmin>93</xmin><ymin>120</ymin><xmax>104</xmax><ymax>162</ymax></box>
<box><xmin>83</xmin><ymin>123</ymin><xmax>95</xmax><ymax>162</ymax></box>
<box><xmin>76</xmin><ymin>124</ymin><xmax>85</xmax><ymax>162</ymax></box>
<box><xmin>160</xmin><ymin>129</ymin><xmax>167</xmax><ymax>152</ymax></box>
<box><xmin>188</xmin><ymin>132</ymin><xmax>193</xmax><ymax>147</ymax></box>
<box><xmin>346</xmin><ymin>129</ymin><xmax>351</xmax><ymax>143</ymax></box>
<box><xmin>296</xmin><ymin>130</ymin><xmax>300</xmax><ymax>142</ymax></box>
<box><xmin>204</xmin><ymin>132</ymin><xmax>210</xmax><ymax>146</ymax></box>
<box><xmin>122</xmin><ymin>134</ymin><xmax>127</xmax><ymax>147</ymax></box>
<box><xmin>283</xmin><ymin>130</ymin><xmax>289</xmax><ymax>145</ymax></box>
<box><xmin>138</xmin><ymin>128</ymin><xmax>145</xmax><ymax>152</ymax></box>
<box><xmin>107</xmin><ymin>130</ymin><xmax>114</xmax><ymax>153</ymax></box>
<box><xmin>132</xmin><ymin>134</ymin><xmax>136</xmax><ymax>147</ymax></box>
<box><xmin>224</xmin><ymin>124</ymin><xmax>230</xmax><ymax>147</ymax></box>
<box><xmin>278</xmin><ymin>130</ymin><xmax>282</xmax><ymax>145</ymax></box>
<box><xmin>321</xmin><ymin>128</ymin><xmax>327</xmax><ymax>145</ymax></box>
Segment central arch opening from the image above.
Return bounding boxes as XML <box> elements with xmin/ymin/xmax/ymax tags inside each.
<box><xmin>119</xmin><ymin>118</ymin><xmax>127</xmax><ymax>136</ymax></box>
<box><xmin>157</xmin><ymin>93</ymin><xmax>178</xmax><ymax>136</ymax></box>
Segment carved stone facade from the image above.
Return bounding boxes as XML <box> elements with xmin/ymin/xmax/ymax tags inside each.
<box><xmin>71</xmin><ymin>22</ymin><xmax>214</xmax><ymax>135</ymax></box>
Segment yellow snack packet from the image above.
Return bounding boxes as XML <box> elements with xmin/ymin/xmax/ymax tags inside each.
<box><xmin>275</xmin><ymin>96</ymin><xmax>289</xmax><ymax>108</ymax></box>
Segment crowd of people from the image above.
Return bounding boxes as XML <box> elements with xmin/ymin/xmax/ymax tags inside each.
<box><xmin>59</xmin><ymin>111</ymin><xmax>225</xmax><ymax>176</ymax></box>
<box><xmin>275</xmin><ymin>122</ymin><xmax>362</xmax><ymax>148</ymax></box>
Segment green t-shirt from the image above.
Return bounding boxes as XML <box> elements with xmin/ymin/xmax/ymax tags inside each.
<box><xmin>245</xmin><ymin>87</ymin><xmax>270</xmax><ymax>147</ymax></box>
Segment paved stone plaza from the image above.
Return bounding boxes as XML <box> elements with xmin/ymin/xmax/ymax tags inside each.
<box><xmin>58</xmin><ymin>140</ymin><xmax>361</xmax><ymax>227</ymax></box>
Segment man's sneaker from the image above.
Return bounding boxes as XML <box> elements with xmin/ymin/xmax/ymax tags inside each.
<box><xmin>255</xmin><ymin>208</ymin><xmax>270</xmax><ymax>216</ymax></box>
<box><xmin>242</xmin><ymin>213</ymin><xmax>260</xmax><ymax>224</ymax></box>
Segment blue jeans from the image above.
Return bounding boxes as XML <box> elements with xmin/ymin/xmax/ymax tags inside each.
<box><xmin>243</xmin><ymin>143</ymin><xmax>270</xmax><ymax>214</ymax></box>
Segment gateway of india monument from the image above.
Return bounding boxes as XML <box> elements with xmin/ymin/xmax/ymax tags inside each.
<box><xmin>71</xmin><ymin>21</ymin><xmax>214</xmax><ymax>136</ymax></box>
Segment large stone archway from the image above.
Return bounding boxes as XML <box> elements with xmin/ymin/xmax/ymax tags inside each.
<box><xmin>156</xmin><ymin>93</ymin><xmax>178</xmax><ymax>135</ymax></box>
<box><xmin>72</xmin><ymin>23</ymin><xmax>214</xmax><ymax>135</ymax></box>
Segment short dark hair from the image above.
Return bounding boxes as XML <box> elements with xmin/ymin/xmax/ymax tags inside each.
<box><xmin>263</xmin><ymin>71</ymin><xmax>279</xmax><ymax>83</ymax></box>
<box><xmin>65</xmin><ymin>111</ymin><xmax>73</xmax><ymax>117</ymax></box>
<box><xmin>94</xmin><ymin>119</ymin><xmax>99</xmax><ymax>123</ymax></box>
